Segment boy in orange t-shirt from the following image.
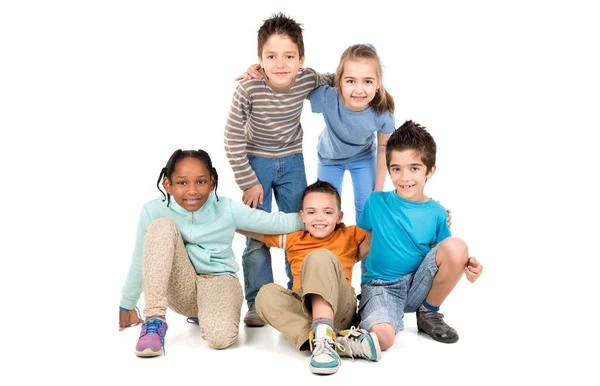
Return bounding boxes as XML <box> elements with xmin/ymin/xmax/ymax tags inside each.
<box><xmin>238</xmin><ymin>180</ymin><xmax>381</xmax><ymax>375</ymax></box>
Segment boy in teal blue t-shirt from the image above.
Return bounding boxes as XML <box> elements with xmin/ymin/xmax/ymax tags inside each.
<box><xmin>357</xmin><ymin>120</ymin><xmax>483</xmax><ymax>350</ymax></box>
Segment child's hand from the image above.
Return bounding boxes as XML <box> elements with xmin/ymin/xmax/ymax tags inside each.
<box><xmin>119</xmin><ymin>309</ymin><xmax>143</xmax><ymax>331</ymax></box>
<box><xmin>243</xmin><ymin>184</ymin><xmax>264</xmax><ymax>208</ymax></box>
<box><xmin>464</xmin><ymin>256</ymin><xmax>483</xmax><ymax>283</ymax></box>
<box><xmin>235</xmin><ymin>64</ymin><xmax>263</xmax><ymax>81</ymax></box>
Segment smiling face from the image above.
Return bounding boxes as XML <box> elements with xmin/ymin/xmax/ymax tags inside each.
<box><xmin>300</xmin><ymin>192</ymin><xmax>343</xmax><ymax>238</ymax></box>
<box><xmin>163</xmin><ymin>156</ymin><xmax>215</xmax><ymax>212</ymax></box>
<box><xmin>339</xmin><ymin>58</ymin><xmax>379</xmax><ymax>112</ymax></box>
<box><xmin>259</xmin><ymin>34</ymin><xmax>305</xmax><ymax>88</ymax></box>
<box><xmin>388</xmin><ymin>149</ymin><xmax>436</xmax><ymax>202</ymax></box>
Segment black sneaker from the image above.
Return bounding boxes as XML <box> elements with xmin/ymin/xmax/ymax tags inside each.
<box><xmin>243</xmin><ymin>302</ymin><xmax>265</xmax><ymax>327</ymax></box>
<box><xmin>416</xmin><ymin>305</ymin><xmax>459</xmax><ymax>343</ymax></box>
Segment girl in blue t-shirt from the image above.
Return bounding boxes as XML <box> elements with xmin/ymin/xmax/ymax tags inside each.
<box><xmin>309</xmin><ymin>44</ymin><xmax>395</xmax><ymax>273</ymax></box>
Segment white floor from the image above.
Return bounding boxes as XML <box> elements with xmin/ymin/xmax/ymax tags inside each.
<box><xmin>93</xmin><ymin>257</ymin><xmax>579</xmax><ymax>386</ymax></box>
<box><xmin>109</xmin><ymin>301</ymin><xmax>490</xmax><ymax>385</ymax></box>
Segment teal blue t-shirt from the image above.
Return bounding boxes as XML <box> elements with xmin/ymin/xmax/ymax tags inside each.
<box><xmin>357</xmin><ymin>191</ymin><xmax>451</xmax><ymax>286</ymax></box>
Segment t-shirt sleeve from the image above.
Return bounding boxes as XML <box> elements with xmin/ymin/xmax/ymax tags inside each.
<box><xmin>263</xmin><ymin>234</ymin><xmax>282</xmax><ymax>248</ymax></box>
<box><xmin>379</xmin><ymin>112</ymin><xmax>396</xmax><ymax>135</ymax></box>
<box><xmin>353</xmin><ymin>226</ymin><xmax>367</xmax><ymax>245</ymax></box>
<box><xmin>263</xmin><ymin>232</ymin><xmax>300</xmax><ymax>250</ymax></box>
<box><xmin>310</xmin><ymin>86</ymin><xmax>326</xmax><ymax>113</ymax></box>
<box><xmin>435</xmin><ymin>210</ymin><xmax>452</xmax><ymax>244</ymax></box>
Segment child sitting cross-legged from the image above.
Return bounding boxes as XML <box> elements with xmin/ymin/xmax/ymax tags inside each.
<box><xmin>237</xmin><ymin>180</ymin><xmax>381</xmax><ymax>375</ymax></box>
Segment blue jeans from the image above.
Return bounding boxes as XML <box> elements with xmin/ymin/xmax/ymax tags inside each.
<box><xmin>242</xmin><ymin>154</ymin><xmax>307</xmax><ymax>305</ymax></box>
<box><xmin>317</xmin><ymin>156</ymin><xmax>376</xmax><ymax>274</ymax></box>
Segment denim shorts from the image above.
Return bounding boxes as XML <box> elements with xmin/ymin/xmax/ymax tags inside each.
<box><xmin>358</xmin><ymin>246</ymin><xmax>439</xmax><ymax>332</ymax></box>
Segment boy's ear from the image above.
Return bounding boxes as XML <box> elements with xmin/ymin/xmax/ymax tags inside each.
<box><xmin>337</xmin><ymin>210</ymin><xmax>344</xmax><ymax>224</ymax></box>
<box><xmin>299</xmin><ymin>209</ymin><xmax>305</xmax><ymax>223</ymax></box>
<box><xmin>426</xmin><ymin>165</ymin><xmax>437</xmax><ymax>180</ymax></box>
<box><xmin>299</xmin><ymin>56</ymin><xmax>305</xmax><ymax>68</ymax></box>
<box><xmin>163</xmin><ymin>177</ymin><xmax>173</xmax><ymax>194</ymax></box>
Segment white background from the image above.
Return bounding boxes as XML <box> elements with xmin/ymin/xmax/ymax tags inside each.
<box><xmin>1</xmin><ymin>1</ymin><xmax>598</xmax><ymax>384</ymax></box>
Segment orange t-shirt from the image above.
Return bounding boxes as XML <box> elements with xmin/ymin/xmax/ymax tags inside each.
<box><xmin>263</xmin><ymin>226</ymin><xmax>367</xmax><ymax>290</ymax></box>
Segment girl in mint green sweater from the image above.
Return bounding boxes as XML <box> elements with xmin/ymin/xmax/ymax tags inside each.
<box><xmin>119</xmin><ymin>149</ymin><xmax>304</xmax><ymax>356</ymax></box>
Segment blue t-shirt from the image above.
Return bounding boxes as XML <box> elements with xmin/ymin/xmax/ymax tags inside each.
<box><xmin>310</xmin><ymin>85</ymin><xmax>395</xmax><ymax>165</ymax></box>
<box><xmin>357</xmin><ymin>191</ymin><xmax>451</xmax><ymax>286</ymax></box>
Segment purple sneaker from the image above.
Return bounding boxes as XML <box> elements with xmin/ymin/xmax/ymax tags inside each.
<box><xmin>135</xmin><ymin>318</ymin><xmax>168</xmax><ymax>357</ymax></box>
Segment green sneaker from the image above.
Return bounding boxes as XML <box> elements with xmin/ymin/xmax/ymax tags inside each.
<box><xmin>416</xmin><ymin>305</ymin><xmax>459</xmax><ymax>343</ymax></box>
<box><xmin>309</xmin><ymin>329</ymin><xmax>341</xmax><ymax>375</ymax></box>
<box><xmin>337</xmin><ymin>327</ymin><xmax>382</xmax><ymax>361</ymax></box>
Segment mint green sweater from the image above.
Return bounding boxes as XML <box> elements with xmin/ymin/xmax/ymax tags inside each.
<box><xmin>120</xmin><ymin>193</ymin><xmax>303</xmax><ymax>309</ymax></box>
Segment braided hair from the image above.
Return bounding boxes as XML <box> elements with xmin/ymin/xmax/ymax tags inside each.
<box><xmin>156</xmin><ymin>149</ymin><xmax>219</xmax><ymax>206</ymax></box>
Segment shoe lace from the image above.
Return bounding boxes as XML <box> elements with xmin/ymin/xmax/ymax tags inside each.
<box><xmin>339</xmin><ymin>326</ymin><xmax>365</xmax><ymax>360</ymax></box>
<box><xmin>312</xmin><ymin>335</ymin><xmax>344</xmax><ymax>358</ymax></box>
<box><xmin>144</xmin><ymin>319</ymin><xmax>166</xmax><ymax>354</ymax></box>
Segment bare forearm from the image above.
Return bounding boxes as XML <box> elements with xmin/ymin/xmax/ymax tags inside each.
<box><xmin>236</xmin><ymin>229</ymin><xmax>265</xmax><ymax>242</ymax></box>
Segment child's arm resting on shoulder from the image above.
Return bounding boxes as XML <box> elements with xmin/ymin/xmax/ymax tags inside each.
<box><xmin>464</xmin><ymin>256</ymin><xmax>483</xmax><ymax>283</ymax></box>
<box><xmin>236</xmin><ymin>229</ymin><xmax>265</xmax><ymax>242</ymax></box>
<box><xmin>357</xmin><ymin>231</ymin><xmax>372</xmax><ymax>261</ymax></box>
<box><xmin>235</xmin><ymin>63</ymin><xmax>263</xmax><ymax>81</ymax></box>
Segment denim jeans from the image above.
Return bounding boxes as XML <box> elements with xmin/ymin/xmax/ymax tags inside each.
<box><xmin>317</xmin><ymin>156</ymin><xmax>376</xmax><ymax>275</ymax></box>
<box><xmin>242</xmin><ymin>153</ymin><xmax>307</xmax><ymax>305</ymax></box>
<box><xmin>358</xmin><ymin>246</ymin><xmax>439</xmax><ymax>332</ymax></box>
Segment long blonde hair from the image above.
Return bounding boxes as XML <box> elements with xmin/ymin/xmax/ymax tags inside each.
<box><xmin>335</xmin><ymin>44</ymin><xmax>395</xmax><ymax>114</ymax></box>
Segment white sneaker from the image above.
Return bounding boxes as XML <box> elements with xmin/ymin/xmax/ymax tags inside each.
<box><xmin>337</xmin><ymin>327</ymin><xmax>382</xmax><ymax>361</ymax></box>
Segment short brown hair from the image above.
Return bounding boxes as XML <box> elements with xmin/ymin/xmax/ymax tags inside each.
<box><xmin>257</xmin><ymin>13</ymin><xmax>304</xmax><ymax>59</ymax></box>
<box><xmin>301</xmin><ymin>180</ymin><xmax>341</xmax><ymax>210</ymax></box>
<box><xmin>386</xmin><ymin>120</ymin><xmax>437</xmax><ymax>172</ymax></box>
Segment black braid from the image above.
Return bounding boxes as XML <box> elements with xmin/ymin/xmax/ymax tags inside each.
<box><xmin>156</xmin><ymin>149</ymin><xmax>219</xmax><ymax>206</ymax></box>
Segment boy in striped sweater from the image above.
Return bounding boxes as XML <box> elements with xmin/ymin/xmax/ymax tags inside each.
<box><xmin>224</xmin><ymin>12</ymin><xmax>333</xmax><ymax>326</ymax></box>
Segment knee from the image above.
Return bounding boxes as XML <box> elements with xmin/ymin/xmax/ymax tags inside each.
<box><xmin>439</xmin><ymin>237</ymin><xmax>469</xmax><ymax>267</ymax></box>
<box><xmin>370</xmin><ymin>323</ymin><xmax>396</xmax><ymax>351</ymax></box>
<box><xmin>206</xmin><ymin>329</ymin><xmax>239</xmax><ymax>350</ymax></box>
<box><xmin>255</xmin><ymin>283</ymin><xmax>278</xmax><ymax>316</ymax></box>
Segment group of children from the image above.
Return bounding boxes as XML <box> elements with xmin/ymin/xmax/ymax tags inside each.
<box><xmin>118</xmin><ymin>12</ymin><xmax>483</xmax><ymax>375</ymax></box>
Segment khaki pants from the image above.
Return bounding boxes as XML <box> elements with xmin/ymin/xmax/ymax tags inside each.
<box><xmin>255</xmin><ymin>249</ymin><xmax>357</xmax><ymax>349</ymax></box>
<box><xmin>142</xmin><ymin>218</ymin><xmax>243</xmax><ymax>349</ymax></box>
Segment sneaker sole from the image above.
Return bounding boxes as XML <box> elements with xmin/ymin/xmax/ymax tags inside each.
<box><xmin>135</xmin><ymin>348</ymin><xmax>163</xmax><ymax>357</ymax></box>
<box><xmin>243</xmin><ymin>316</ymin><xmax>266</xmax><ymax>327</ymax></box>
<box><xmin>309</xmin><ymin>364</ymin><xmax>339</xmax><ymax>375</ymax></box>
<box><xmin>417</xmin><ymin>327</ymin><xmax>459</xmax><ymax>343</ymax></box>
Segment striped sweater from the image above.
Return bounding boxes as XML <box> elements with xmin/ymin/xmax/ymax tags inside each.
<box><xmin>224</xmin><ymin>67</ymin><xmax>334</xmax><ymax>190</ymax></box>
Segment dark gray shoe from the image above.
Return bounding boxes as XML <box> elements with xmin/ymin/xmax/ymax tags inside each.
<box><xmin>243</xmin><ymin>303</ymin><xmax>265</xmax><ymax>327</ymax></box>
<box><xmin>416</xmin><ymin>306</ymin><xmax>459</xmax><ymax>343</ymax></box>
